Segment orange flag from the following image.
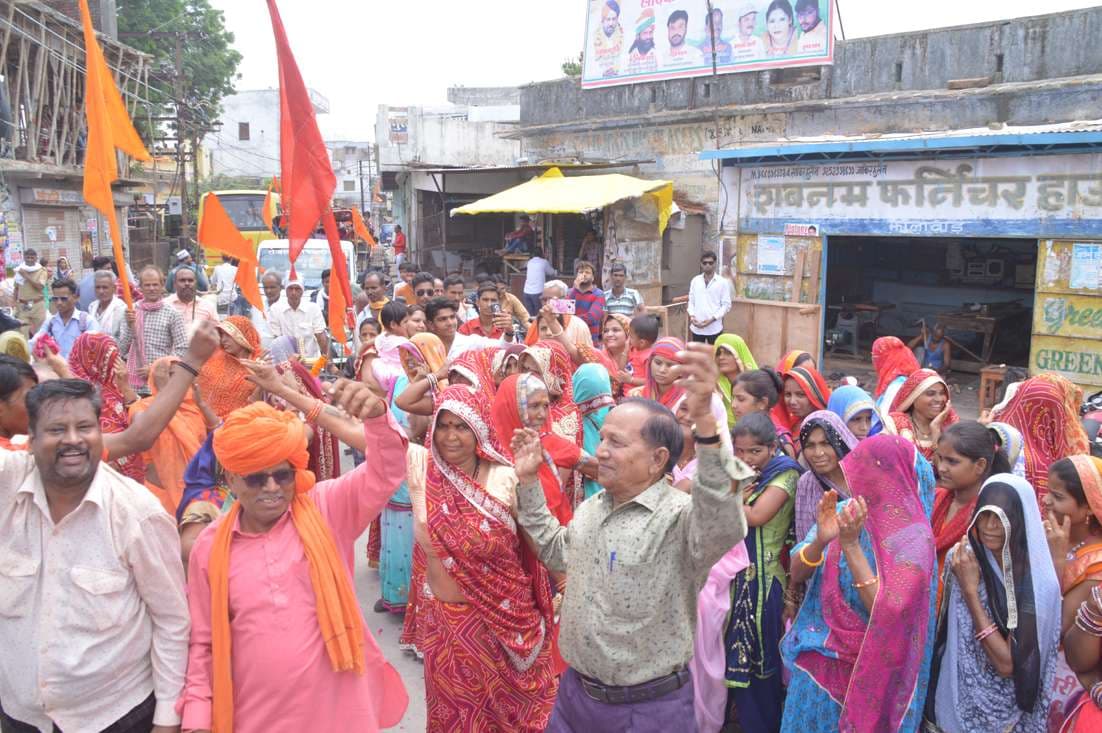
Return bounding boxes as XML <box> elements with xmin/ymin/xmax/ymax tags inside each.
<box><xmin>79</xmin><ymin>0</ymin><xmax>150</xmax><ymax>308</ymax></box>
<box><xmin>350</xmin><ymin>208</ymin><xmax>376</xmax><ymax>250</ymax></box>
<box><xmin>262</xmin><ymin>181</ymin><xmax>275</xmax><ymax>233</ymax></box>
<box><xmin>197</xmin><ymin>194</ymin><xmax>264</xmax><ymax>312</ymax></box>
<box><xmin>320</xmin><ymin>211</ymin><xmax>352</xmax><ymax>345</ymax></box>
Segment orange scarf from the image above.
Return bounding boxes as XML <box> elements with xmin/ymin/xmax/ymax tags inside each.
<box><xmin>129</xmin><ymin>357</ymin><xmax>207</xmax><ymax>513</ymax></box>
<box><xmin>208</xmin><ymin>403</ymin><xmax>364</xmax><ymax>732</ymax></box>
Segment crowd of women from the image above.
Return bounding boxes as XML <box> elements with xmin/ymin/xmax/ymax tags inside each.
<box><xmin>4</xmin><ymin>281</ymin><xmax>1102</xmax><ymax>732</ymax></box>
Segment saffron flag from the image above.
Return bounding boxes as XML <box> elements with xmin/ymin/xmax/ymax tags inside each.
<box><xmin>320</xmin><ymin>211</ymin><xmax>353</xmax><ymax>345</ymax></box>
<box><xmin>196</xmin><ymin>194</ymin><xmax>264</xmax><ymax>312</ymax></box>
<box><xmin>266</xmin><ymin>0</ymin><xmax>335</xmax><ymax>273</ymax></box>
<box><xmin>350</xmin><ymin>208</ymin><xmax>377</xmax><ymax>250</ymax></box>
<box><xmin>261</xmin><ymin>179</ymin><xmax>276</xmax><ymax>233</ymax></box>
<box><xmin>79</xmin><ymin>0</ymin><xmax>150</xmax><ymax>308</ymax></box>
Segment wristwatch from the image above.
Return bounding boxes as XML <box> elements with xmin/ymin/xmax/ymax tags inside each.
<box><xmin>692</xmin><ymin>425</ymin><xmax>721</xmax><ymax>445</ymax></box>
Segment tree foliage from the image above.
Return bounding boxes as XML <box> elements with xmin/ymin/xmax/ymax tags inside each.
<box><xmin>117</xmin><ymin>0</ymin><xmax>241</xmax><ymax>145</ymax></box>
<box><xmin>561</xmin><ymin>53</ymin><xmax>583</xmax><ymax>77</ymax></box>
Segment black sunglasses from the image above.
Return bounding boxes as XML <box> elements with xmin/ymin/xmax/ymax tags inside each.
<box><xmin>242</xmin><ymin>468</ymin><xmax>296</xmax><ymax>489</ymax></box>
<box><xmin>414</xmin><ymin>289</ymin><xmax>434</xmax><ymax>296</ymax></box>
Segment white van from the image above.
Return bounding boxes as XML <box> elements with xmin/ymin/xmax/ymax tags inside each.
<box><xmin>255</xmin><ymin>239</ymin><xmax>357</xmax><ymax>294</ymax></box>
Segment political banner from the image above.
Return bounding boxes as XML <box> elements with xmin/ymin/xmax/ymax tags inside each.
<box><xmin>582</xmin><ymin>0</ymin><xmax>833</xmax><ymax>89</ymax></box>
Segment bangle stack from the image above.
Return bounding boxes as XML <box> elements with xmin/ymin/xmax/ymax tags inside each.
<box><xmin>852</xmin><ymin>576</ymin><xmax>879</xmax><ymax>590</ymax></box>
<box><xmin>1075</xmin><ymin>593</ymin><xmax>1102</xmax><ymax>637</ymax></box>
<box><xmin>426</xmin><ymin>373</ymin><xmax>439</xmax><ymax>392</ymax></box>
<box><xmin>974</xmin><ymin>622</ymin><xmax>999</xmax><ymax>642</ymax></box>
<box><xmin>1091</xmin><ymin>681</ymin><xmax>1102</xmax><ymax>709</ymax></box>
<box><xmin>305</xmin><ymin>399</ymin><xmax>324</xmax><ymax>424</ymax></box>
<box><xmin>798</xmin><ymin>545</ymin><xmax>824</xmax><ymax>567</ymax></box>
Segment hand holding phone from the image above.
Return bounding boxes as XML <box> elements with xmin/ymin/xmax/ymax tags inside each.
<box><xmin>548</xmin><ymin>298</ymin><xmax>576</xmax><ymax>315</ymax></box>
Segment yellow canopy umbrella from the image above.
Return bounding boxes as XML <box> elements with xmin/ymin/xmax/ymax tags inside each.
<box><xmin>451</xmin><ymin>167</ymin><xmax>676</xmax><ymax>234</ymax></box>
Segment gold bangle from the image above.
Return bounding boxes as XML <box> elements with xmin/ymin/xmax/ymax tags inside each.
<box><xmin>305</xmin><ymin>399</ymin><xmax>324</xmax><ymax>424</ymax></box>
<box><xmin>852</xmin><ymin>576</ymin><xmax>879</xmax><ymax>589</ymax></box>
<box><xmin>798</xmin><ymin>545</ymin><xmax>824</xmax><ymax>567</ymax></box>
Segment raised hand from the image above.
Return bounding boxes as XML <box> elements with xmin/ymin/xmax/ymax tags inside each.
<box><xmin>837</xmin><ymin>496</ymin><xmax>868</xmax><ymax>547</ymax></box>
<box><xmin>186</xmin><ymin>320</ymin><xmax>219</xmax><ymax>365</ymax></box>
<box><xmin>815</xmin><ymin>490</ymin><xmax>841</xmax><ymax>545</ymax></box>
<box><xmin>242</xmin><ymin>359</ymin><xmax>283</xmax><ymax>393</ymax></box>
<box><xmin>1044</xmin><ymin>509</ymin><xmax>1072</xmax><ymax>561</ymax></box>
<box><xmin>950</xmin><ymin>535</ymin><xmax>981</xmax><ymax>593</ymax></box>
<box><xmin>671</xmin><ymin>342</ymin><xmax>719</xmax><ymax>423</ymax></box>
<box><xmin>510</xmin><ymin>427</ymin><xmax>544</xmax><ymax>485</ymax></box>
<box><xmin>325</xmin><ymin>377</ymin><xmax>385</xmax><ymax>420</ymax></box>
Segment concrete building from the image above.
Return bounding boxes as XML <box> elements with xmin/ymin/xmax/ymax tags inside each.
<box><xmin>375</xmin><ymin>86</ymin><xmax>523</xmax><ymax>271</ymax></box>
<box><xmin>327</xmin><ymin>140</ymin><xmax>375</xmax><ymax>210</ymax></box>
<box><xmin>0</xmin><ymin>0</ymin><xmax>145</xmax><ymax>281</ymax></box>
<box><xmin>512</xmin><ymin>7</ymin><xmax>1102</xmax><ymax>381</ymax></box>
<box><xmin>203</xmin><ymin>88</ymin><xmax>330</xmax><ymax>183</ymax></box>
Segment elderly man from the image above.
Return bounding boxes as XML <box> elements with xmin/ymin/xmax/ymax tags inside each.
<box><xmin>88</xmin><ymin>269</ymin><xmax>127</xmax><ymax>341</ymax></box>
<box><xmin>77</xmin><ymin>255</ymin><xmax>113</xmax><ymax>310</ymax></box>
<box><xmin>268</xmin><ymin>277</ymin><xmax>328</xmax><ymax>359</ymax></box>
<box><xmin>119</xmin><ymin>266</ymin><xmax>189</xmax><ymax>392</ymax></box>
<box><xmin>167</xmin><ymin>249</ymin><xmax>209</xmax><ymax>292</ymax></box>
<box><xmin>0</xmin><ymin>323</ymin><xmax>219</xmax><ymax>733</ymax></box>
<box><xmin>30</xmin><ymin>278</ymin><xmax>99</xmax><ymax>359</ymax></box>
<box><xmin>513</xmin><ymin>342</ymin><xmax>752</xmax><ymax>731</ymax></box>
<box><xmin>177</xmin><ymin>382</ymin><xmax>409</xmax><ymax>732</ymax></box>
<box><xmin>14</xmin><ymin>248</ymin><xmax>49</xmax><ymax>337</ymax></box>
<box><xmin>165</xmin><ymin>266</ymin><xmax>218</xmax><ymax>326</ymax></box>
<box><xmin>251</xmin><ymin>269</ymin><xmax>284</xmax><ymax>349</ymax></box>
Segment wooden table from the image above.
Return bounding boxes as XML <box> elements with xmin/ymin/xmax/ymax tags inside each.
<box><xmin>936</xmin><ymin>307</ymin><xmax>1028</xmax><ymax>364</ymax></box>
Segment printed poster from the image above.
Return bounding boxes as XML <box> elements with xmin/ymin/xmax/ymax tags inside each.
<box><xmin>756</xmin><ymin>234</ymin><xmax>785</xmax><ymax>275</ymax></box>
<box><xmin>583</xmin><ymin>0</ymin><xmax>834</xmax><ymax>89</ymax></box>
<box><xmin>1070</xmin><ymin>242</ymin><xmax>1102</xmax><ymax>290</ymax></box>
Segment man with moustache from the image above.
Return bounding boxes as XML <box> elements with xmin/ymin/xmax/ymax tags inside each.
<box><xmin>592</xmin><ymin>0</ymin><xmax>623</xmax><ymax>77</ymax></box>
<box><xmin>662</xmin><ymin>9</ymin><xmax>705</xmax><ymax>69</ymax></box>
<box><xmin>626</xmin><ymin>8</ymin><xmax>658</xmax><ymax>74</ymax></box>
<box><xmin>0</xmin><ymin>323</ymin><xmax>220</xmax><ymax>733</ymax></box>
<box><xmin>795</xmin><ymin>0</ymin><xmax>828</xmax><ymax>53</ymax></box>
<box><xmin>731</xmin><ymin>2</ymin><xmax>767</xmax><ymax>61</ymax></box>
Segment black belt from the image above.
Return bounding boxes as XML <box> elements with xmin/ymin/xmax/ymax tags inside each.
<box><xmin>578</xmin><ymin>668</ymin><xmax>690</xmax><ymax>705</ymax></box>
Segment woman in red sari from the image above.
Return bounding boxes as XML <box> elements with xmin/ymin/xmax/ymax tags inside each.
<box><xmin>420</xmin><ymin>384</ymin><xmax>558</xmax><ymax>732</ymax></box>
<box><xmin>770</xmin><ymin>364</ymin><xmax>832</xmax><ymax>455</ymax></box>
<box><xmin>449</xmin><ymin>346</ymin><xmax>503</xmax><ymax>400</ymax></box>
<box><xmin>521</xmin><ymin>340</ymin><xmax>582</xmax><ymax>448</ymax></box>
<box><xmin>991</xmin><ymin>373</ymin><xmax>1090</xmax><ymax>506</ymax></box>
<box><xmin>886</xmin><ymin>368</ymin><xmax>958</xmax><ymax>464</ymax></box>
<box><xmin>68</xmin><ymin>333</ymin><xmax>145</xmax><ymax>483</ymax></box>
<box><xmin>871</xmin><ymin>336</ymin><xmax>919</xmax><ymax>410</ymax></box>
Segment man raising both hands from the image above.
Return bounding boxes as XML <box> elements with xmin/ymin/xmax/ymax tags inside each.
<box><xmin>512</xmin><ymin>342</ymin><xmax>752</xmax><ymax>731</ymax></box>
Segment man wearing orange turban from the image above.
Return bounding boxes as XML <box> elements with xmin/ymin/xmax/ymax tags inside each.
<box><xmin>177</xmin><ymin>380</ymin><xmax>410</xmax><ymax>732</ymax></box>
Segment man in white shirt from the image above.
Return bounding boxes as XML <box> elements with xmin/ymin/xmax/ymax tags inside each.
<box><xmin>687</xmin><ymin>251</ymin><xmax>732</xmax><ymax>344</ymax></box>
<box><xmin>88</xmin><ymin>270</ymin><xmax>127</xmax><ymax>342</ymax></box>
<box><xmin>662</xmin><ymin>9</ymin><xmax>705</xmax><ymax>69</ymax></box>
<box><xmin>164</xmin><ymin>266</ymin><xmax>218</xmax><ymax>326</ymax></box>
<box><xmin>252</xmin><ymin>270</ymin><xmax>284</xmax><ymax>349</ymax></box>
<box><xmin>210</xmin><ymin>256</ymin><xmax>239</xmax><ymax>315</ymax></box>
<box><xmin>443</xmin><ymin>274</ymin><xmax>478</xmax><ymax>323</ymax></box>
<box><xmin>268</xmin><ymin>277</ymin><xmax>329</xmax><ymax>359</ymax></box>
<box><xmin>0</xmin><ymin>324</ymin><xmax>219</xmax><ymax>733</ymax></box>
<box><xmin>524</xmin><ymin>245</ymin><xmax>557</xmax><ymax>317</ymax></box>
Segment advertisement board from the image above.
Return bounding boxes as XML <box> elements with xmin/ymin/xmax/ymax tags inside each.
<box><xmin>582</xmin><ymin>0</ymin><xmax>833</xmax><ymax>89</ymax></box>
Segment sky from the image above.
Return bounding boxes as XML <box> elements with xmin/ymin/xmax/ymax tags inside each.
<box><xmin>208</xmin><ymin>0</ymin><xmax>1102</xmax><ymax>140</ymax></box>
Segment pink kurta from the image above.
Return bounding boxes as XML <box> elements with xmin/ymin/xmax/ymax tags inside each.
<box><xmin>178</xmin><ymin>413</ymin><xmax>410</xmax><ymax>732</ymax></box>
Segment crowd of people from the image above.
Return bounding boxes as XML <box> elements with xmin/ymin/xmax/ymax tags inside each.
<box><xmin>0</xmin><ymin>247</ymin><xmax>1100</xmax><ymax>733</ymax></box>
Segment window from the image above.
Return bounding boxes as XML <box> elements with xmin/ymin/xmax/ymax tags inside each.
<box><xmin>238</xmin><ymin>122</ymin><xmax>250</xmax><ymax>141</ymax></box>
<box><xmin>343</xmin><ymin>180</ymin><xmax>356</xmax><ymax>192</ymax></box>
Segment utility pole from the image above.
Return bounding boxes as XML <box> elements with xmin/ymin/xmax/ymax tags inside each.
<box><xmin>358</xmin><ymin>158</ymin><xmax>366</xmax><ymax>213</ymax></box>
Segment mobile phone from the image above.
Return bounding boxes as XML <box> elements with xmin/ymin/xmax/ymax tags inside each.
<box><xmin>549</xmin><ymin>298</ymin><xmax>576</xmax><ymax>315</ymax></box>
<box><xmin>490</xmin><ymin>302</ymin><xmax>502</xmax><ymax>315</ymax></box>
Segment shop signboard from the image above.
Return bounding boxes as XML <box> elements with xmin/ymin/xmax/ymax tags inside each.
<box><xmin>737</xmin><ymin>153</ymin><xmax>1102</xmax><ymax>237</ymax></box>
<box><xmin>1031</xmin><ymin>239</ymin><xmax>1102</xmax><ymax>389</ymax></box>
<box><xmin>581</xmin><ymin>0</ymin><xmax>834</xmax><ymax>90</ymax></box>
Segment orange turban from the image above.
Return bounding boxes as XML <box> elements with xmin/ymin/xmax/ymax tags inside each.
<box><xmin>208</xmin><ymin>403</ymin><xmax>364</xmax><ymax>733</ymax></box>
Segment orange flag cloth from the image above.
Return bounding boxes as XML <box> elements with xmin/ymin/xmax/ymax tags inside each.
<box><xmin>197</xmin><ymin>193</ymin><xmax>265</xmax><ymax>312</ymax></box>
<box><xmin>350</xmin><ymin>208</ymin><xmax>376</xmax><ymax>249</ymax></box>
<box><xmin>79</xmin><ymin>0</ymin><xmax>150</xmax><ymax>307</ymax></box>
<box><xmin>208</xmin><ymin>404</ymin><xmax>365</xmax><ymax>733</ymax></box>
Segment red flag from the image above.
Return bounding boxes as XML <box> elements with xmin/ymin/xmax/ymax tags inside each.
<box><xmin>79</xmin><ymin>0</ymin><xmax>150</xmax><ymax>308</ymax></box>
<box><xmin>196</xmin><ymin>193</ymin><xmax>264</xmax><ymax>312</ymax></box>
<box><xmin>266</xmin><ymin>0</ymin><xmax>335</xmax><ymax>274</ymax></box>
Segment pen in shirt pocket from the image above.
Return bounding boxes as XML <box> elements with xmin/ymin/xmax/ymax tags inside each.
<box><xmin>609</xmin><ymin>550</ymin><xmax>616</xmax><ymax>572</ymax></box>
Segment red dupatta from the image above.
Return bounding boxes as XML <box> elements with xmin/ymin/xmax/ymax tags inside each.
<box><xmin>449</xmin><ymin>346</ymin><xmax>502</xmax><ymax>401</ymax></box>
<box><xmin>887</xmin><ymin>368</ymin><xmax>959</xmax><ymax>463</ymax></box>
<box><xmin>993</xmin><ymin>374</ymin><xmax>1089</xmax><ymax>503</ymax></box>
<box><xmin>523</xmin><ymin>341</ymin><xmax>582</xmax><ymax>447</ymax></box>
<box><xmin>426</xmin><ymin>385</ymin><xmax>554</xmax><ymax>675</ymax></box>
<box><xmin>871</xmin><ymin>336</ymin><xmax>919</xmax><ymax>398</ymax></box>
<box><xmin>68</xmin><ymin>333</ymin><xmax>145</xmax><ymax>483</ymax></box>
<box><xmin>770</xmin><ymin>365</ymin><xmax>832</xmax><ymax>435</ymax></box>
<box><xmin>636</xmin><ymin>336</ymin><xmax>685</xmax><ymax>410</ymax></box>
<box><xmin>493</xmin><ymin>374</ymin><xmax>575</xmax><ymax>526</ymax></box>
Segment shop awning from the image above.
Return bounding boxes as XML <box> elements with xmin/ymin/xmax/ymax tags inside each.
<box><xmin>451</xmin><ymin>167</ymin><xmax>676</xmax><ymax>234</ymax></box>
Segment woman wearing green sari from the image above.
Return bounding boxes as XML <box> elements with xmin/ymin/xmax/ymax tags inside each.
<box><xmin>716</xmin><ymin>334</ymin><xmax>758</xmax><ymax>429</ymax></box>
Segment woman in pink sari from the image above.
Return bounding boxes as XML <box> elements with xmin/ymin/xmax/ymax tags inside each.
<box><xmin>780</xmin><ymin>434</ymin><xmax>937</xmax><ymax>733</ymax></box>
